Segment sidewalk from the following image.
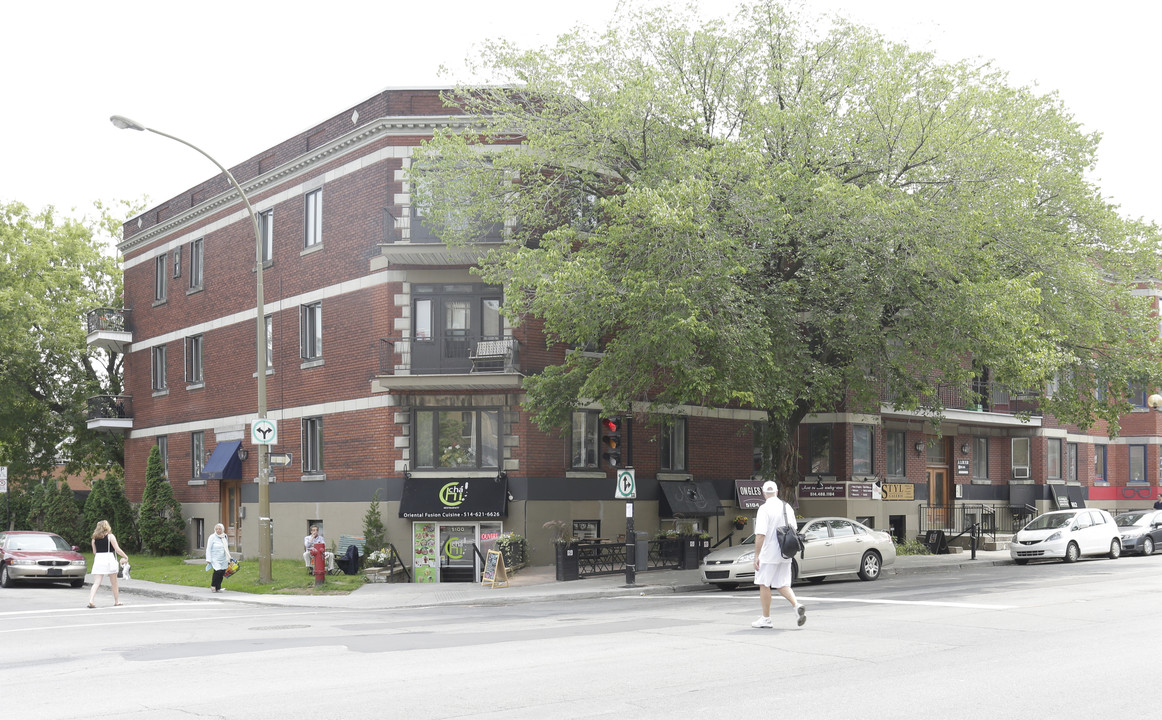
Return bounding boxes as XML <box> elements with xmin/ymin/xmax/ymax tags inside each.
<box><xmin>94</xmin><ymin>549</ymin><xmax>1013</xmax><ymax>611</ymax></box>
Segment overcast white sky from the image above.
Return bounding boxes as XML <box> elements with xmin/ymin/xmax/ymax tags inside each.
<box><xmin>3</xmin><ymin>0</ymin><xmax>1157</xmax><ymax>237</ymax></box>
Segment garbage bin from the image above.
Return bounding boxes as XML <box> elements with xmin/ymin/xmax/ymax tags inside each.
<box><xmin>635</xmin><ymin>531</ymin><xmax>649</xmax><ymax>571</ymax></box>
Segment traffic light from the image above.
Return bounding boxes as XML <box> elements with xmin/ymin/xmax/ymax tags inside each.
<box><xmin>600</xmin><ymin>416</ymin><xmax>622</xmax><ymax>468</ymax></box>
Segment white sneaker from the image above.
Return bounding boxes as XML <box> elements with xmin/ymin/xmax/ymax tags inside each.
<box><xmin>751</xmin><ymin>616</ymin><xmax>773</xmax><ymax>629</ymax></box>
<box><xmin>796</xmin><ymin>605</ymin><xmax>807</xmax><ymax>627</ymax></box>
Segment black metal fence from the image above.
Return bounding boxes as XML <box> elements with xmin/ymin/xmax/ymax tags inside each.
<box><xmin>917</xmin><ymin>504</ymin><xmax>1030</xmax><ymax>540</ymax></box>
<box><xmin>575</xmin><ymin>538</ymin><xmax>706</xmax><ymax>577</ymax></box>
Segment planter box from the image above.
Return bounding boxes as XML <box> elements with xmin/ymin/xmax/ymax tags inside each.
<box><xmin>555</xmin><ymin>543</ymin><xmax>579</xmax><ymax>581</ymax></box>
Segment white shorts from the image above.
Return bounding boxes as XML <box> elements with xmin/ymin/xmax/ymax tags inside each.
<box><xmin>754</xmin><ymin>560</ymin><xmax>792</xmax><ymax>589</ymax></box>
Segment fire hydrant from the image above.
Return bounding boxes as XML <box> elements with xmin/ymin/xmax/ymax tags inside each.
<box><xmin>310</xmin><ymin>542</ymin><xmax>327</xmax><ymax>587</ymax></box>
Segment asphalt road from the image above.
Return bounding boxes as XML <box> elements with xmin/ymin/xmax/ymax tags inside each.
<box><xmin>2</xmin><ymin>553</ymin><xmax>1156</xmax><ymax>719</ymax></box>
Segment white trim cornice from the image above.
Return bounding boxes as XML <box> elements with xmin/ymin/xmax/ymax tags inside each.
<box><xmin>118</xmin><ymin>115</ymin><xmax>476</xmax><ymax>255</ymax></box>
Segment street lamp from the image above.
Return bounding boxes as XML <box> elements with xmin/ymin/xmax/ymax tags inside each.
<box><xmin>1148</xmin><ymin>394</ymin><xmax>1162</xmax><ymax>411</ymax></box>
<box><xmin>111</xmin><ymin>115</ymin><xmax>273</xmax><ymax>583</ymax></box>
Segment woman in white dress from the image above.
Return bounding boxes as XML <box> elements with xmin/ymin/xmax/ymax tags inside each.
<box><xmin>87</xmin><ymin>520</ymin><xmax>129</xmax><ymax>608</ymax></box>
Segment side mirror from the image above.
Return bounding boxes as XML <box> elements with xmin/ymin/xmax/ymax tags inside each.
<box><xmin>71</xmin><ymin>545</ymin><xmax>80</xmax><ymax>552</ymax></box>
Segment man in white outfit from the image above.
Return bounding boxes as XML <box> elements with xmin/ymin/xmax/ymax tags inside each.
<box><xmin>752</xmin><ymin>480</ymin><xmax>806</xmax><ymax>628</ymax></box>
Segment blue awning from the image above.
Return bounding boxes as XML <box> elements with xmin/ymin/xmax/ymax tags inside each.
<box><xmin>200</xmin><ymin>440</ymin><xmax>243</xmax><ymax>480</ymax></box>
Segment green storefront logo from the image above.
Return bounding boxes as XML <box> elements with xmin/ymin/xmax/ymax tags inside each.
<box><xmin>439</xmin><ymin>482</ymin><xmax>466</xmax><ymax>507</ymax></box>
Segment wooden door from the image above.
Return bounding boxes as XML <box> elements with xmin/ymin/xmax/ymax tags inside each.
<box><xmin>221</xmin><ymin>480</ymin><xmax>241</xmax><ymax>551</ymax></box>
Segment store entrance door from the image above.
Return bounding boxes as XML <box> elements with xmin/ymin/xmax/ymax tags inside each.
<box><xmin>438</xmin><ymin>524</ymin><xmax>477</xmax><ymax>582</ymax></box>
<box><xmin>220</xmin><ymin>480</ymin><xmax>241</xmax><ymax>551</ymax></box>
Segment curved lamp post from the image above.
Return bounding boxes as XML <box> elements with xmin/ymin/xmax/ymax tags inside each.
<box><xmin>111</xmin><ymin>115</ymin><xmax>272</xmax><ymax>583</ymax></box>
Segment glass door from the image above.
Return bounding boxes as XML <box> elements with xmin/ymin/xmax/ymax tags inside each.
<box><xmin>439</xmin><ymin>524</ymin><xmax>477</xmax><ymax>582</ymax></box>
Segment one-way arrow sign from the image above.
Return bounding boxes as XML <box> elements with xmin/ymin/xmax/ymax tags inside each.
<box><xmin>267</xmin><ymin>452</ymin><xmax>293</xmax><ymax>467</ymax></box>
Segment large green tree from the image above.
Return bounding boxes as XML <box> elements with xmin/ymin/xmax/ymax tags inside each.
<box><xmin>0</xmin><ymin>200</ymin><xmax>133</xmax><ymax>485</ymax></box>
<box><xmin>416</xmin><ymin>1</ymin><xmax>1162</xmax><ymax>488</ymax></box>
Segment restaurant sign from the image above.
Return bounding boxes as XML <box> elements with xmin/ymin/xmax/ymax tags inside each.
<box><xmin>399</xmin><ymin>477</ymin><xmax>508</xmax><ymax>519</ymax></box>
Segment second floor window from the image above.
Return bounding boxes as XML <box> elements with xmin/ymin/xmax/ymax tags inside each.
<box><xmin>151</xmin><ymin>345</ymin><xmax>167</xmax><ymax>391</ymax></box>
<box><xmin>258</xmin><ymin>209</ymin><xmax>273</xmax><ymax>263</ymax></box>
<box><xmin>1066</xmin><ymin>442</ymin><xmax>1078</xmax><ymax>483</ymax></box>
<box><xmin>1130</xmin><ymin>445</ymin><xmax>1147</xmax><ymax>483</ymax></box>
<box><xmin>154</xmin><ymin>254</ymin><xmax>167</xmax><ymax>301</ymax></box>
<box><xmin>305</xmin><ymin>189</ymin><xmax>322</xmax><ymax>247</ymax></box>
<box><xmin>885</xmin><ymin>430</ymin><xmax>905</xmax><ymax>477</ymax></box>
<box><xmin>303</xmin><ymin>417</ymin><xmax>323</xmax><ymax>474</ymax></box>
<box><xmin>185</xmin><ymin>335</ymin><xmax>203</xmax><ymax>384</ymax></box>
<box><xmin>191</xmin><ymin>431</ymin><xmax>205</xmax><ymax>478</ymax></box>
<box><xmin>1094</xmin><ymin>445</ymin><xmax>1107</xmax><ymax>483</ymax></box>
<box><xmin>300</xmin><ymin>302</ymin><xmax>322</xmax><ymax>360</ymax></box>
<box><xmin>808</xmin><ymin>425</ymin><xmax>832</xmax><ymax>474</ymax></box>
<box><xmin>415</xmin><ymin>409</ymin><xmax>500</xmax><ymax>469</ymax></box>
<box><xmin>852</xmin><ymin>425</ymin><xmax>874</xmax><ymax>475</ymax></box>
<box><xmin>1012</xmin><ymin>438</ymin><xmax>1031</xmax><ymax>478</ymax></box>
<box><xmin>158</xmin><ymin>436</ymin><xmax>169</xmax><ymax>479</ymax></box>
<box><xmin>972</xmin><ymin>437</ymin><xmax>988</xmax><ymax>479</ymax></box>
<box><xmin>660</xmin><ymin>417</ymin><xmax>687</xmax><ymax>472</ymax></box>
<box><xmin>1047</xmin><ymin>438</ymin><xmax>1062</xmax><ymax>479</ymax></box>
<box><xmin>571</xmin><ymin>411</ymin><xmax>599</xmax><ymax>469</ymax></box>
<box><xmin>188</xmin><ymin>237</ymin><xmax>204</xmax><ymax>289</ymax></box>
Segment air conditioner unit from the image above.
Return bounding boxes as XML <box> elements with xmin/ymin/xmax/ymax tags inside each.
<box><xmin>1013</xmin><ymin>467</ymin><xmax>1030</xmax><ymax>479</ymax></box>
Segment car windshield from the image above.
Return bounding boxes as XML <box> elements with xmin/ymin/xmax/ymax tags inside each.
<box><xmin>1115</xmin><ymin>511</ymin><xmax>1153</xmax><ymax>527</ymax></box>
<box><xmin>1025</xmin><ymin>513</ymin><xmax>1074</xmax><ymax>531</ymax></box>
<box><xmin>8</xmin><ymin>534</ymin><xmax>71</xmax><ymax>552</ymax></box>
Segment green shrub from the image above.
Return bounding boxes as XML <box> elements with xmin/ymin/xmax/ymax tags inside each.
<box><xmin>362</xmin><ymin>488</ymin><xmax>387</xmax><ymax>560</ymax></box>
<box><xmin>83</xmin><ymin>467</ymin><xmax>139</xmax><ymax>551</ymax></box>
<box><xmin>496</xmin><ymin>533</ymin><xmax>526</xmax><ymax>568</ymax></box>
<box><xmin>894</xmin><ymin>537</ymin><xmax>932</xmax><ymax>556</ymax></box>
<box><xmin>137</xmin><ymin>445</ymin><xmax>186</xmax><ymax>555</ymax></box>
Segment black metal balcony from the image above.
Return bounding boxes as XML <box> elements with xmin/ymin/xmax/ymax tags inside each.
<box><xmin>881</xmin><ymin>381</ymin><xmax>1042</xmax><ymax>417</ymax></box>
<box><xmin>87</xmin><ymin>395</ymin><xmax>132</xmax><ymax>432</ymax></box>
<box><xmin>84</xmin><ymin>308</ymin><xmax>131</xmax><ymax>355</ymax></box>
<box><xmin>381</xmin><ymin>205</ymin><xmax>504</xmax><ymax>245</ymax></box>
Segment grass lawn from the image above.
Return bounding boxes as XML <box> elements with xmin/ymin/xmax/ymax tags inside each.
<box><xmin>84</xmin><ymin>553</ymin><xmax>365</xmax><ymax>595</ymax></box>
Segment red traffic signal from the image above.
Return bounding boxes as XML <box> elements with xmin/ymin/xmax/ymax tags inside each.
<box><xmin>600</xmin><ymin>416</ymin><xmax>622</xmax><ymax>467</ymax></box>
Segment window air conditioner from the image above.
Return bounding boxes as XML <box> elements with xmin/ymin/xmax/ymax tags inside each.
<box><xmin>1013</xmin><ymin>467</ymin><xmax>1030</xmax><ymax>479</ymax></box>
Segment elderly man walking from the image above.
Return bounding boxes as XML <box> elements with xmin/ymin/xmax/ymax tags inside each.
<box><xmin>752</xmin><ymin>480</ymin><xmax>806</xmax><ymax>628</ymax></box>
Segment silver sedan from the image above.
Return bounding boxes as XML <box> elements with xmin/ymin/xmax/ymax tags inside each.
<box><xmin>699</xmin><ymin>516</ymin><xmax>897</xmax><ymax>590</ymax></box>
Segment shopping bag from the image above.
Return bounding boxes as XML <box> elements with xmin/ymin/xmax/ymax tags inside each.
<box><xmin>223</xmin><ymin>559</ymin><xmax>241</xmax><ymax>578</ymax></box>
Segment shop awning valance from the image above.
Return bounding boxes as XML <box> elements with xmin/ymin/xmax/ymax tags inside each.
<box><xmin>659</xmin><ymin>480</ymin><xmax>722</xmax><ymax>518</ymax></box>
<box><xmin>399</xmin><ymin>476</ymin><xmax>508</xmax><ymax>519</ymax></box>
<box><xmin>200</xmin><ymin>441</ymin><xmax>242</xmax><ymax>481</ymax></box>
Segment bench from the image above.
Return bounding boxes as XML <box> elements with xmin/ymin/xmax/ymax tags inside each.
<box><xmin>333</xmin><ymin>535</ymin><xmax>365</xmax><ymax>575</ymax></box>
<box><xmin>469</xmin><ymin>338</ymin><xmax>516</xmax><ymax>373</ymax></box>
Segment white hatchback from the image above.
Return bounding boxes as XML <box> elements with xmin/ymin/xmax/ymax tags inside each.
<box><xmin>1009</xmin><ymin>508</ymin><xmax>1121</xmax><ymax>564</ymax></box>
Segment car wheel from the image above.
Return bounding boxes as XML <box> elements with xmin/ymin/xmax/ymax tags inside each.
<box><xmin>716</xmin><ymin>582</ymin><xmax>738</xmax><ymax>591</ymax></box>
<box><xmin>0</xmin><ymin>564</ymin><xmax>12</xmax><ymax>588</ymax></box>
<box><xmin>806</xmin><ymin>576</ymin><xmax>826</xmax><ymax>584</ymax></box>
<box><xmin>1063</xmin><ymin>542</ymin><xmax>1080</xmax><ymax>563</ymax></box>
<box><xmin>1014</xmin><ymin>558</ymin><xmax>1029</xmax><ymax>565</ymax></box>
<box><xmin>1144</xmin><ymin>537</ymin><xmax>1155</xmax><ymax>556</ymax></box>
<box><xmin>857</xmin><ymin>551</ymin><xmax>882</xmax><ymax>581</ymax></box>
<box><xmin>1109</xmin><ymin>539</ymin><xmax>1121</xmax><ymax>560</ymax></box>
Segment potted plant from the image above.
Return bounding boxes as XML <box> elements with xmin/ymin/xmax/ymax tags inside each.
<box><xmin>545</xmin><ymin>521</ymin><xmax>579</xmax><ymax>581</ymax></box>
<box><xmin>733</xmin><ymin>515</ymin><xmax>748</xmax><ymax>531</ymax></box>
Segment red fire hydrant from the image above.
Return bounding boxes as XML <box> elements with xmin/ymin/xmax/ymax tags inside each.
<box><xmin>310</xmin><ymin>542</ymin><xmax>327</xmax><ymax>587</ymax></box>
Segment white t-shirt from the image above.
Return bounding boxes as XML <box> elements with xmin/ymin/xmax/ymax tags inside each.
<box><xmin>755</xmin><ymin>496</ymin><xmax>795</xmax><ymax>564</ymax></box>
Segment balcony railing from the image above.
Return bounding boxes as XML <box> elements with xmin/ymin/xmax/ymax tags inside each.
<box><xmin>382</xmin><ymin>205</ymin><xmax>504</xmax><ymax>244</ymax></box>
<box><xmin>85</xmin><ymin>308</ymin><xmax>128</xmax><ymax>333</ymax></box>
<box><xmin>379</xmin><ymin>334</ymin><xmax>519</xmax><ymax>376</ymax></box>
<box><xmin>87</xmin><ymin>395</ymin><xmax>133</xmax><ymax>432</ymax></box>
<box><xmin>882</xmin><ymin>381</ymin><xmax>1042</xmax><ymax>417</ymax></box>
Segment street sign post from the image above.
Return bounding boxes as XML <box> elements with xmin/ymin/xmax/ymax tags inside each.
<box><xmin>251</xmin><ymin>419</ymin><xmax>277</xmax><ymax>445</ymax></box>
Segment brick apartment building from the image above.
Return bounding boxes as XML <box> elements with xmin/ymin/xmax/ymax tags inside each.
<box><xmin>87</xmin><ymin>87</ymin><xmax>1162</xmax><ymax>580</ymax></box>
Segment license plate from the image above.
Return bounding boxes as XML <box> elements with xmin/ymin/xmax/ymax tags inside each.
<box><xmin>47</xmin><ymin>568</ymin><xmax>62</xmax><ymax>576</ymax></box>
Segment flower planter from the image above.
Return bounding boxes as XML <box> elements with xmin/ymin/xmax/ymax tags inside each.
<box><xmin>555</xmin><ymin>543</ymin><xmax>580</xmax><ymax>581</ymax></box>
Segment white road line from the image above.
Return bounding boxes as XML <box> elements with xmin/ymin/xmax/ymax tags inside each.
<box><xmin>629</xmin><ymin>595</ymin><xmax>1017</xmax><ymax>610</ymax></box>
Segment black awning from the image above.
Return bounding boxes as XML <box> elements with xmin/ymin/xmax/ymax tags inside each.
<box><xmin>1067</xmin><ymin>486</ymin><xmax>1086</xmax><ymax>508</ymax></box>
<box><xmin>1008</xmin><ymin>483</ymin><xmax>1037</xmax><ymax>510</ymax></box>
<box><xmin>659</xmin><ymin>480</ymin><xmax>722</xmax><ymax>518</ymax></box>
<box><xmin>200</xmin><ymin>441</ymin><xmax>242</xmax><ymax>481</ymax></box>
<box><xmin>399</xmin><ymin>477</ymin><xmax>508</xmax><ymax>519</ymax></box>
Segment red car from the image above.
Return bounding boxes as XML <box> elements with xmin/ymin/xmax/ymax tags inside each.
<box><xmin>0</xmin><ymin>531</ymin><xmax>87</xmax><ymax>588</ymax></box>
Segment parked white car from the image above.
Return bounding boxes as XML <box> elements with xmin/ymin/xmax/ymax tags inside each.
<box><xmin>1009</xmin><ymin>508</ymin><xmax>1121</xmax><ymax>564</ymax></box>
<box><xmin>699</xmin><ymin>516</ymin><xmax>896</xmax><ymax>589</ymax></box>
